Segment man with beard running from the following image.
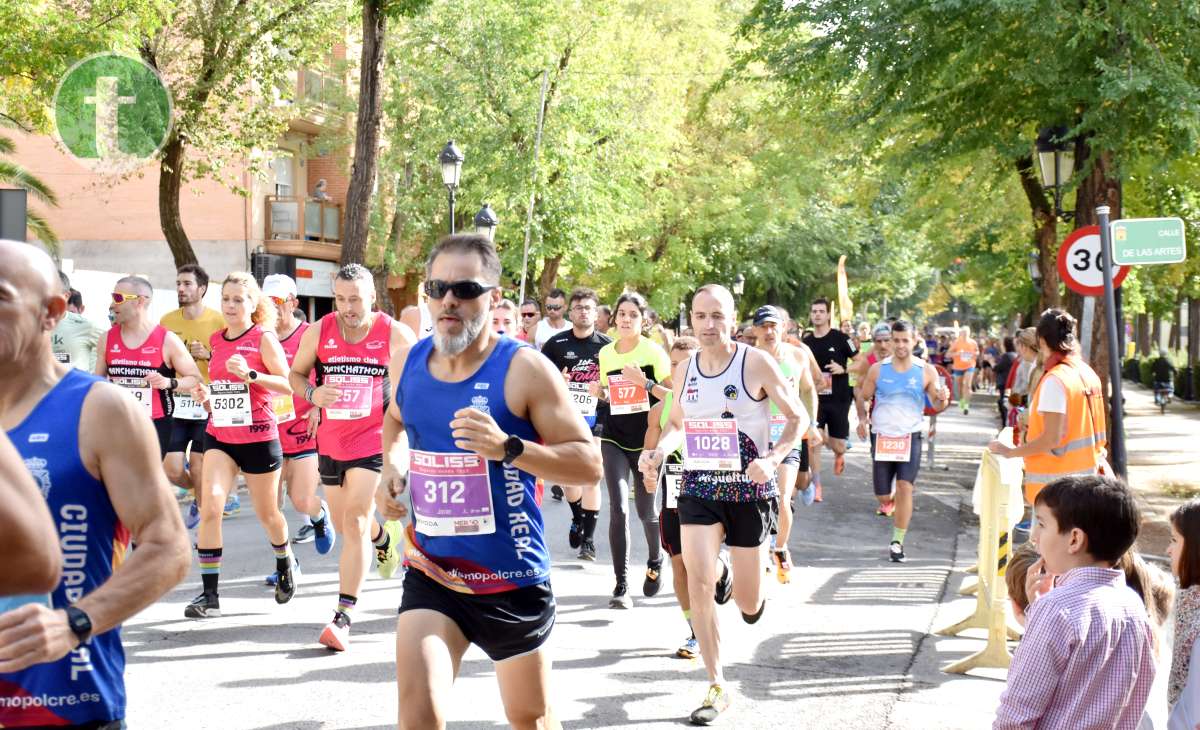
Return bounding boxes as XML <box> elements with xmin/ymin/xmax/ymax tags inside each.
<box><xmin>288</xmin><ymin>264</ymin><xmax>414</xmax><ymax>651</ymax></box>
<box><xmin>161</xmin><ymin>264</ymin><xmax>227</xmax><ymax>526</ymax></box>
<box><xmin>540</xmin><ymin>287</ymin><xmax>611</xmax><ymax>559</ymax></box>
<box><xmin>855</xmin><ymin>321</ymin><xmax>949</xmax><ymax>562</ymax></box>
<box><xmin>0</xmin><ymin>240</ymin><xmax>190</xmax><ymax>728</ymax></box>
<box><xmin>641</xmin><ymin>285</ymin><xmax>809</xmax><ymax>724</ymax></box>
<box><xmin>375</xmin><ymin>234</ymin><xmax>601</xmax><ymax>730</ymax></box>
<box><xmin>98</xmin><ymin>276</ymin><xmax>203</xmax><ymax>462</ymax></box>
<box><xmin>263</xmin><ymin>274</ymin><xmax>334</xmax><ymax>557</ymax></box>
<box><xmin>803</xmin><ymin>297</ymin><xmax>857</xmax><ymax>500</ymax></box>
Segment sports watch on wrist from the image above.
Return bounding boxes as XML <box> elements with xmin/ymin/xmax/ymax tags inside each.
<box><xmin>645</xmin><ymin>377</ymin><xmax>658</xmax><ymax>393</ymax></box>
<box><xmin>502</xmin><ymin>434</ymin><xmax>525</xmax><ymax>466</ymax></box>
<box><xmin>64</xmin><ymin>605</ymin><xmax>92</xmax><ymax>644</ymax></box>
<box><xmin>247</xmin><ymin>370</ymin><xmax>258</xmax><ymax>381</ymax></box>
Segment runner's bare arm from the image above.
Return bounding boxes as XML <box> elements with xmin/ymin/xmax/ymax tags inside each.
<box><xmin>0</xmin><ymin>384</ymin><xmax>190</xmax><ymax>673</ymax></box>
<box><xmin>288</xmin><ymin>323</ymin><xmax>325</xmax><ymax>403</ymax></box>
<box><xmin>856</xmin><ymin>363</ymin><xmax>881</xmax><ymax>424</ymax></box>
<box><xmin>391</xmin><ymin>319</ymin><xmax>417</xmax><ymax>353</ymax></box>
<box><xmin>466</xmin><ymin>348</ymin><xmax>600</xmax><ymax>486</ymax></box>
<box><xmin>155</xmin><ymin>331</ymin><xmax>200</xmax><ymax>393</ymax></box>
<box><xmin>398</xmin><ymin>305</ymin><xmax>420</xmax><ymax>339</ymax></box>
<box><xmin>377</xmin><ymin>344</ymin><xmax>412</xmax><ymax>520</ymax></box>
<box><xmin>924</xmin><ymin>363</ymin><xmax>949</xmax><ymax>410</ymax></box>
<box><xmin>251</xmin><ymin>331</ymin><xmax>293</xmax><ymax>395</ymax></box>
<box><xmin>0</xmin><ymin>430</ymin><xmax>60</xmax><ymax>595</ymax></box>
<box><xmin>747</xmin><ymin>348</ymin><xmax>808</xmax><ymax>459</ymax></box>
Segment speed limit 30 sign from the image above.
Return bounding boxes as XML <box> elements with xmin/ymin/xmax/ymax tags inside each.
<box><xmin>1057</xmin><ymin>225</ymin><xmax>1130</xmax><ymax>297</ymax></box>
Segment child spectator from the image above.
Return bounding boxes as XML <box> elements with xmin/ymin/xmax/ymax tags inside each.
<box><xmin>1005</xmin><ymin>542</ymin><xmax>1043</xmax><ymax>627</ymax></box>
<box><xmin>1168</xmin><ymin>500</ymin><xmax>1200</xmax><ymax>727</ymax></box>
<box><xmin>994</xmin><ymin>475</ymin><xmax>1156</xmax><ymax>730</ymax></box>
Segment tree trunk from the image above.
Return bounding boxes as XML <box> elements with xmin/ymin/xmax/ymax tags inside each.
<box><xmin>1015</xmin><ymin>156</ymin><xmax>1060</xmax><ymax>311</ymax></box>
<box><xmin>1072</xmin><ymin>144</ymin><xmax>1121</xmax><ymax>418</ymax></box>
<box><xmin>340</xmin><ymin>0</ymin><xmax>387</xmax><ymax>267</ymax></box>
<box><xmin>370</xmin><ymin>265</ymin><xmax>392</xmax><ymax>315</ymax></box>
<box><xmin>537</xmin><ymin>254</ymin><xmax>561</xmax><ymax>301</ymax></box>
<box><xmin>1189</xmin><ymin>297</ymin><xmax>1200</xmax><ymax>369</ymax></box>
<box><xmin>158</xmin><ymin>132</ymin><xmax>199</xmax><ymax>268</ymax></box>
<box><xmin>1152</xmin><ymin>316</ymin><xmax>1163</xmax><ymax>353</ymax></box>
<box><xmin>1136</xmin><ymin>313</ymin><xmax>1151</xmax><ymax>356</ymax></box>
<box><xmin>1170</xmin><ymin>306</ymin><xmax>1182</xmax><ymax>351</ymax></box>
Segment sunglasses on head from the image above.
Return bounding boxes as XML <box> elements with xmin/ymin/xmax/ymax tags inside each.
<box><xmin>111</xmin><ymin>292</ymin><xmax>143</xmax><ymax>304</ymax></box>
<box><xmin>424</xmin><ymin>279</ymin><xmax>497</xmax><ymax>300</ymax></box>
<box><xmin>269</xmin><ymin>295</ymin><xmax>287</xmax><ymax>306</ymax></box>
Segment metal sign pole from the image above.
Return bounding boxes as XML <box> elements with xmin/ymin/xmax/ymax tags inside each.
<box><xmin>1096</xmin><ymin>206</ymin><xmax>1127</xmax><ymax>479</ymax></box>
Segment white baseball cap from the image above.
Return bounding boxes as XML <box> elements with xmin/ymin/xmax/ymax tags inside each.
<box><xmin>262</xmin><ymin>274</ymin><xmax>297</xmax><ymax>300</ymax></box>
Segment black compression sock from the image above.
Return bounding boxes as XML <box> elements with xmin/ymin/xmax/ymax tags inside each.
<box><xmin>581</xmin><ymin>509</ymin><xmax>599</xmax><ymax>539</ymax></box>
<box><xmin>568</xmin><ymin>498</ymin><xmax>584</xmax><ymax>523</ymax></box>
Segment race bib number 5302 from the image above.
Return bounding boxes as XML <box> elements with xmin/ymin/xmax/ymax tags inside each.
<box><xmin>210</xmin><ymin>382</ymin><xmax>251</xmax><ymax>427</ymax></box>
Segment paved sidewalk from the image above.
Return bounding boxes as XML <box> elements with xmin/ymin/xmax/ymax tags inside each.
<box><xmin>121</xmin><ymin>394</ymin><xmax>1009</xmax><ymax>729</ymax></box>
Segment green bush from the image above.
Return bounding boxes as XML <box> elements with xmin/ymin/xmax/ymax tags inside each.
<box><xmin>1123</xmin><ymin>358</ymin><xmax>1142</xmax><ymax>381</ymax></box>
<box><xmin>1140</xmin><ymin>359</ymin><xmax>1154</xmax><ymax>387</ymax></box>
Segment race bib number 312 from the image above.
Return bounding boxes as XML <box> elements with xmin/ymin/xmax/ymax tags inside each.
<box><xmin>409</xmin><ymin>450</ymin><xmax>495</xmax><ymax>537</ymax></box>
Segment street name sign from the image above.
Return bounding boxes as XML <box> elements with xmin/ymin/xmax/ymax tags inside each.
<box><xmin>1111</xmin><ymin>217</ymin><xmax>1187</xmax><ymax>266</ymax></box>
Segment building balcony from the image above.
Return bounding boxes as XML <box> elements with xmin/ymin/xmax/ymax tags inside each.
<box><xmin>264</xmin><ymin>195</ymin><xmax>342</xmax><ymax>262</ymax></box>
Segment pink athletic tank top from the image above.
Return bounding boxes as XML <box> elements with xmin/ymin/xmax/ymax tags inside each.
<box><xmin>104</xmin><ymin>324</ymin><xmax>172</xmax><ymax>420</ymax></box>
<box><xmin>276</xmin><ymin>321</ymin><xmax>315</xmax><ymax>454</ymax></box>
<box><xmin>205</xmin><ymin>325</ymin><xmax>278</xmax><ymax>444</ymax></box>
<box><xmin>315</xmin><ymin>311</ymin><xmax>392</xmax><ymax>461</ymax></box>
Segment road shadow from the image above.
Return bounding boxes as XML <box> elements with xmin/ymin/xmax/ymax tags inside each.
<box><xmin>808</xmin><ymin>565</ymin><xmax>951</xmax><ymax>606</ymax></box>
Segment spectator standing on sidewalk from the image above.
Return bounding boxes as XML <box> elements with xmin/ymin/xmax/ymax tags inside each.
<box><xmin>993</xmin><ymin>337</ymin><xmax>1018</xmax><ymax>427</ymax></box>
<box><xmin>1167</xmin><ymin>500</ymin><xmax>1200</xmax><ymax>727</ymax></box>
<box><xmin>987</xmin><ymin>309</ymin><xmax>1107</xmax><ymax>505</ymax></box>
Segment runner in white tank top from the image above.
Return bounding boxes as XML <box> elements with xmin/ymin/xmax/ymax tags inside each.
<box><xmin>639</xmin><ymin>284</ymin><xmax>810</xmax><ymax>725</ymax></box>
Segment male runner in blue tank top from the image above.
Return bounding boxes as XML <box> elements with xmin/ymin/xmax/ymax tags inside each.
<box><xmin>640</xmin><ymin>284</ymin><xmax>811</xmax><ymax>725</ymax></box>
<box><xmin>854</xmin><ymin>320</ymin><xmax>950</xmax><ymax>563</ymax></box>
<box><xmin>0</xmin><ymin>240</ymin><xmax>191</xmax><ymax>728</ymax></box>
<box><xmin>0</xmin><ymin>430</ymin><xmax>60</xmax><ymax>597</ymax></box>
<box><xmin>375</xmin><ymin>234</ymin><xmax>602</xmax><ymax>730</ymax></box>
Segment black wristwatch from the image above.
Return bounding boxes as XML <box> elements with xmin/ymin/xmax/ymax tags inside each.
<box><xmin>645</xmin><ymin>377</ymin><xmax>658</xmax><ymax>394</ymax></box>
<box><xmin>169</xmin><ymin>377</ymin><xmax>178</xmax><ymax>391</ymax></box>
<box><xmin>64</xmin><ymin>605</ymin><xmax>92</xmax><ymax>644</ymax></box>
<box><xmin>502</xmin><ymin>434</ymin><xmax>525</xmax><ymax>466</ymax></box>
<box><xmin>247</xmin><ymin>370</ymin><xmax>258</xmax><ymax>382</ymax></box>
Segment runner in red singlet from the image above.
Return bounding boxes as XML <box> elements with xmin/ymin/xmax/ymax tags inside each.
<box><xmin>288</xmin><ymin>263</ymin><xmax>415</xmax><ymax>651</ymax></box>
<box><xmin>96</xmin><ymin>275</ymin><xmax>201</xmax><ymax>460</ymax></box>
<box><xmin>183</xmin><ymin>272</ymin><xmax>296</xmax><ymax>619</ymax></box>
<box><xmin>263</xmin><ymin>275</ymin><xmax>335</xmax><ymax>563</ymax></box>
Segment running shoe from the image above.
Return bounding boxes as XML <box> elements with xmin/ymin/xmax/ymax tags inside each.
<box><xmin>689</xmin><ymin>684</ymin><xmax>731</xmax><ymax>725</ymax></box>
<box><xmin>184</xmin><ymin>502</ymin><xmax>200</xmax><ymax>530</ymax></box>
<box><xmin>568</xmin><ymin>519</ymin><xmax>583</xmax><ymax>549</ymax></box>
<box><xmin>264</xmin><ymin>555</ymin><xmax>301</xmax><ymax>587</ymax></box>
<box><xmin>1014</xmin><ymin>518</ymin><xmax>1032</xmax><ymax>531</ymax></box>
<box><xmin>275</xmin><ymin>562</ymin><xmax>296</xmax><ymax>604</ymax></box>
<box><xmin>318</xmin><ymin>610</ymin><xmax>351</xmax><ymax>652</ymax></box>
<box><xmin>312</xmin><ymin>501</ymin><xmax>336</xmax><ymax>556</ymax></box>
<box><xmin>376</xmin><ymin>520</ymin><xmax>404</xmax><ymax>580</ymax></box>
<box><xmin>578</xmin><ymin>539</ymin><xmax>596</xmax><ymax>561</ymax></box>
<box><xmin>183</xmin><ymin>592</ymin><xmax>220</xmax><ymax>619</ymax></box>
<box><xmin>813</xmin><ymin>483</ymin><xmax>823</xmax><ymax>503</ymax></box>
<box><xmin>223</xmin><ymin>493</ymin><xmax>241</xmax><ymax>517</ymax></box>
<box><xmin>876</xmin><ymin>500</ymin><xmax>896</xmax><ymax>517</ymax></box>
<box><xmin>799</xmin><ymin>483</ymin><xmax>816</xmax><ymax>506</ymax></box>
<box><xmin>889</xmin><ymin>541</ymin><xmax>907</xmax><ymax>563</ymax></box>
<box><xmin>550</xmin><ymin>484</ymin><xmax>564</xmax><ymax>501</ymax></box>
<box><xmin>292</xmin><ymin>523</ymin><xmax>316</xmax><ymax>544</ymax></box>
<box><xmin>609</xmin><ymin>581</ymin><xmax>632</xmax><ymax>609</ymax></box>
<box><xmin>643</xmin><ymin>560</ymin><xmax>663</xmax><ymax>597</ymax></box>
<box><xmin>833</xmin><ymin>453</ymin><xmax>845</xmax><ymax>476</ymax></box>
<box><xmin>772</xmin><ymin>549</ymin><xmax>792</xmax><ymax>585</ymax></box>
<box><xmin>714</xmin><ymin>552</ymin><xmax>733</xmax><ymax>605</ymax></box>
<box><xmin>741</xmin><ymin>599</ymin><xmax>766</xmax><ymax>624</ymax></box>
<box><xmin>676</xmin><ymin>636</ymin><xmax>699</xmax><ymax>659</ymax></box>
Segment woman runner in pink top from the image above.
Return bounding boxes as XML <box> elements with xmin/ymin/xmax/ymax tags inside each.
<box><xmin>183</xmin><ymin>272</ymin><xmax>297</xmax><ymax>620</ymax></box>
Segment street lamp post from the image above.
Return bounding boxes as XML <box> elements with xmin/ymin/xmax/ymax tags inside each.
<box><xmin>1035</xmin><ymin>127</ymin><xmax>1075</xmax><ymax>220</ymax></box>
<box><xmin>473</xmin><ymin>203</ymin><xmax>499</xmax><ymax>242</ymax></box>
<box><xmin>439</xmin><ymin>140</ymin><xmax>464</xmax><ymax>234</ymax></box>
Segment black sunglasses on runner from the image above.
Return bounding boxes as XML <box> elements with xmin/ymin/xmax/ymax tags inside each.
<box><xmin>424</xmin><ymin>279</ymin><xmax>497</xmax><ymax>300</ymax></box>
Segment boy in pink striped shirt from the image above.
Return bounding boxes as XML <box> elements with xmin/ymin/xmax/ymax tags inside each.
<box><xmin>994</xmin><ymin>475</ymin><xmax>1156</xmax><ymax>730</ymax></box>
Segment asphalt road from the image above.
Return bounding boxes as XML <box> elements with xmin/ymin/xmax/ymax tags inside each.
<box><xmin>122</xmin><ymin>393</ymin><xmax>1008</xmax><ymax>729</ymax></box>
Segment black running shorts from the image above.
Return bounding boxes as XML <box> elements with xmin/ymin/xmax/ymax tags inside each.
<box><xmin>152</xmin><ymin>417</ymin><xmax>173</xmax><ymax>459</ymax></box>
<box><xmin>203</xmin><ymin>435</ymin><xmax>282</xmax><ymax>474</ymax></box>
<box><xmin>168</xmin><ymin>417</ymin><xmax>208</xmax><ymax>455</ymax></box>
<box><xmin>398</xmin><ymin>568</ymin><xmax>556</xmax><ymax>662</ymax></box>
<box><xmin>318</xmin><ymin>453</ymin><xmax>383</xmax><ymax>486</ymax></box>
<box><xmin>677</xmin><ymin>495</ymin><xmax>775</xmax><ymax>548</ymax></box>
<box><xmin>781</xmin><ymin>444</ymin><xmax>808</xmax><ymax>472</ymax></box>
<box><xmin>870</xmin><ymin>432</ymin><xmax>923</xmax><ymax>496</ymax></box>
<box><xmin>816</xmin><ymin>399</ymin><xmax>851</xmax><ymax>441</ymax></box>
<box><xmin>659</xmin><ymin>502</ymin><xmax>682</xmax><ymax>557</ymax></box>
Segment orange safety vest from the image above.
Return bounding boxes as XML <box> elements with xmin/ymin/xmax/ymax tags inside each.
<box><xmin>1023</xmin><ymin>355</ymin><xmax>1107</xmax><ymax>503</ymax></box>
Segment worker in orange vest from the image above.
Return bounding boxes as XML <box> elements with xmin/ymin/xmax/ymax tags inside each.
<box><xmin>987</xmin><ymin>309</ymin><xmax>1108</xmax><ymax>504</ymax></box>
